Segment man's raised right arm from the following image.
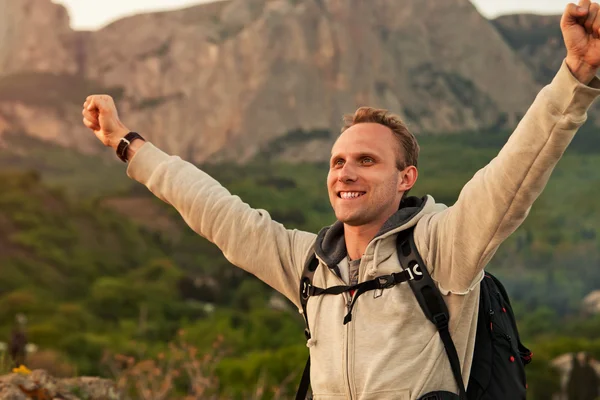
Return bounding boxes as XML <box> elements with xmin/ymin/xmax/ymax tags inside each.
<box><xmin>82</xmin><ymin>95</ymin><xmax>317</xmax><ymax>307</ymax></box>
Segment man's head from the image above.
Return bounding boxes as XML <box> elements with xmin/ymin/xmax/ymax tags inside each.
<box><xmin>327</xmin><ymin>107</ymin><xmax>419</xmax><ymax>227</ymax></box>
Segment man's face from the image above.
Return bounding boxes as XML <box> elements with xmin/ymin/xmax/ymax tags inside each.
<box><xmin>327</xmin><ymin>123</ymin><xmax>404</xmax><ymax>227</ymax></box>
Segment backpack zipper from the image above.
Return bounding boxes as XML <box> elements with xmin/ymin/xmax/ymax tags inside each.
<box><xmin>489</xmin><ymin>308</ymin><xmax>516</xmax><ymax>359</ymax></box>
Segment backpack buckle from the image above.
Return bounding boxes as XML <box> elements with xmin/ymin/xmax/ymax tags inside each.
<box><xmin>301</xmin><ymin>278</ymin><xmax>312</xmax><ymax>301</ymax></box>
<box><xmin>432</xmin><ymin>312</ymin><xmax>449</xmax><ymax>329</ymax></box>
<box><xmin>377</xmin><ymin>275</ymin><xmax>396</xmax><ymax>289</ymax></box>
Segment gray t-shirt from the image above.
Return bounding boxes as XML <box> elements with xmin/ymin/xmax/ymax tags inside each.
<box><xmin>348</xmin><ymin>257</ymin><xmax>361</xmax><ymax>286</ymax></box>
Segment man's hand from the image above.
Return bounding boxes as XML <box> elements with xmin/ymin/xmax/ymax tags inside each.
<box><xmin>563</xmin><ymin>0</ymin><xmax>600</xmax><ymax>84</ymax></box>
<box><xmin>82</xmin><ymin>95</ymin><xmax>130</xmax><ymax>150</ymax></box>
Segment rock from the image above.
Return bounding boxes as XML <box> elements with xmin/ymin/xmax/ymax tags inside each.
<box><xmin>582</xmin><ymin>290</ymin><xmax>600</xmax><ymax>315</ymax></box>
<box><xmin>0</xmin><ymin>382</ymin><xmax>28</xmax><ymax>400</ymax></box>
<box><xmin>0</xmin><ymin>0</ymin><xmax>79</xmax><ymax>76</ymax></box>
<box><xmin>0</xmin><ymin>370</ymin><xmax>122</xmax><ymax>400</ymax></box>
<box><xmin>59</xmin><ymin>377</ymin><xmax>122</xmax><ymax>400</ymax></box>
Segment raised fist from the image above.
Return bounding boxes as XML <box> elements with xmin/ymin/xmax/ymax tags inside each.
<box><xmin>562</xmin><ymin>0</ymin><xmax>600</xmax><ymax>83</ymax></box>
<box><xmin>82</xmin><ymin>95</ymin><xmax>129</xmax><ymax>149</ymax></box>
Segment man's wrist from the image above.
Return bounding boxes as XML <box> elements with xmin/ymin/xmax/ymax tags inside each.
<box><xmin>126</xmin><ymin>138</ymin><xmax>146</xmax><ymax>161</ymax></box>
<box><xmin>566</xmin><ymin>56</ymin><xmax>598</xmax><ymax>85</ymax></box>
<box><xmin>114</xmin><ymin>132</ymin><xmax>146</xmax><ymax>162</ymax></box>
<box><xmin>110</xmin><ymin>127</ymin><xmax>131</xmax><ymax>150</ymax></box>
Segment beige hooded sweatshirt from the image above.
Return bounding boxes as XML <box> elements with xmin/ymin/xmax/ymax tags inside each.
<box><xmin>126</xmin><ymin>60</ymin><xmax>600</xmax><ymax>399</ymax></box>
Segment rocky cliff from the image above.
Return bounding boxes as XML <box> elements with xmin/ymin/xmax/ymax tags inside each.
<box><xmin>0</xmin><ymin>0</ymin><xmax>571</xmax><ymax>164</ymax></box>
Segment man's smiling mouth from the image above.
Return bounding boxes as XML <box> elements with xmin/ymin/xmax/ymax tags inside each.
<box><xmin>338</xmin><ymin>191</ymin><xmax>366</xmax><ymax>199</ymax></box>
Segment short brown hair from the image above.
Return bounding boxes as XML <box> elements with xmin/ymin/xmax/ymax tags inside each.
<box><xmin>341</xmin><ymin>107</ymin><xmax>419</xmax><ymax>170</ymax></box>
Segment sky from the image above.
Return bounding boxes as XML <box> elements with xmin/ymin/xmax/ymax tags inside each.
<box><xmin>54</xmin><ymin>0</ymin><xmax>573</xmax><ymax>30</ymax></box>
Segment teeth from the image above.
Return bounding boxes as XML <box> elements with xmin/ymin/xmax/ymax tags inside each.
<box><xmin>340</xmin><ymin>192</ymin><xmax>364</xmax><ymax>199</ymax></box>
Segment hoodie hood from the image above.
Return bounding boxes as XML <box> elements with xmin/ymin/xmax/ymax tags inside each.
<box><xmin>314</xmin><ymin>195</ymin><xmax>434</xmax><ymax>269</ymax></box>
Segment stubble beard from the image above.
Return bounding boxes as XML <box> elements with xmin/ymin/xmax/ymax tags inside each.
<box><xmin>340</xmin><ymin>181</ymin><xmax>399</xmax><ymax>227</ymax></box>
<box><xmin>330</xmin><ymin>177</ymin><xmax>400</xmax><ymax>227</ymax></box>
<box><xmin>334</xmin><ymin>195</ymin><xmax>379</xmax><ymax>227</ymax></box>
<box><xmin>337</xmin><ymin>202</ymin><xmax>374</xmax><ymax>226</ymax></box>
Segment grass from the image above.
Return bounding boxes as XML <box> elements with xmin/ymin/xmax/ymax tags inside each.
<box><xmin>0</xmin><ymin>350</ymin><xmax>12</xmax><ymax>374</ymax></box>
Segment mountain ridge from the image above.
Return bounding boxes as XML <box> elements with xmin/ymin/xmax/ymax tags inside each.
<box><xmin>0</xmin><ymin>0</ymin><xmax>584</xmax><ymax>164</ymax></box>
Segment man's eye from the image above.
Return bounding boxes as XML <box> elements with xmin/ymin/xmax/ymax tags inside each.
<box><xmin>361</xmin><ymin>157</ymin><xmax>374</xmax><ymax>164</ymax></box>
<box><xmin>334</xmin><ymin>159</ymin><xmax>344</xmax><ymax>167</ymax></box>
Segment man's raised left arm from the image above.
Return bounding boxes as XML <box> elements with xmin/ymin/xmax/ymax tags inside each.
<box><xmin>416</xmin><ymin>0</ymin><xmax>600</xmax><ymax>294</ymax></box>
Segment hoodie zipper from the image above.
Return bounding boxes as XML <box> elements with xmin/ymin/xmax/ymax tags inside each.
<box><xmin>327</xmin><ymin>263</ymin><xmax>354</xmax><ymax>400</ymax></box>
<box><xmin>337</xmin><ymin>273</ymin><xmax>354</xmax><ymax>400</ymax></box>
<box><xmin>343</xmin><ymin>254</ymin><xmax>374</xmax><ymax>400</ymax></box>
<box><xmin>343</xmin><ymin>250</ymin><xmax>377</xmax><ymax>400</ymax></box>
<box><xmin>344</xmin><ymin>303</ymin><xmax>353</xmax><ymax>400</ymax></box>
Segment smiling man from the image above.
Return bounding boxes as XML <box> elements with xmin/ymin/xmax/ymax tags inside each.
<box><xmin>82</xmin><ymin>2</ymin><xmax>600</xmax><ymax>399</ymax></box>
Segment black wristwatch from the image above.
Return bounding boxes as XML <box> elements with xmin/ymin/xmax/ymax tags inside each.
<box><xmin>116</xmin><ymin>132</ymin><xmax>145</xmax><ymax>163</ymax></box>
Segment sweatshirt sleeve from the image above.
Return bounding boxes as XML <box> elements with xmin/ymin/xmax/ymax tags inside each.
<box><xmin>125</xmin><ymin>146</ymin><xmax>317</xmax><ymax>307</ymax></box>
<box><xmin>415</xmin><ymin>59</ymin><xmax>600</xmax><ymax>294</ymax></box>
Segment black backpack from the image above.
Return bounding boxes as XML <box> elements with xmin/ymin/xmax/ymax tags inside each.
<box><xmin>296</xmin><ymin>226</ymin><xmax>532</xmax><ymax>400</ymax></box>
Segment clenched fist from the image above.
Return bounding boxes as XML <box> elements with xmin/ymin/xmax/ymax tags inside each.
<box><xmin>563</xmin><ymin>0</ymin><xmax>600</xmax><ymax>83</ymax></box>
<box><xmin>82</xmin><ymin>95</ymin><xmax>130</xmax><ymax>150</ymax></box>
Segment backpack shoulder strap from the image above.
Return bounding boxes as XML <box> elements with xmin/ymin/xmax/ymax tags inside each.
<box><xmin>299</xmin><ymin>252</ymin><xmax>319</xmax><ymax>339</ymax></box>
<box><xmin>296</xmin><ymin>252</ymin><xmax>319</xmax><ymax>400</ymax></box>
<box><xmin>396</xmin><ymin>227</ymin><xmax>467</xmax><ymax>400</ymax></box>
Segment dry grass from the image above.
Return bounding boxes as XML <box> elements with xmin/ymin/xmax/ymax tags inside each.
<box><xmin>102</xmin><ymin>330</ymin><xmax>298</xmax><ymax>400</ymax></box>
<box><xmin>103</xmin><ymin>330</ymin><xmax>223</xmax><ymax>400</ymax></box>
<box><xmin>26</xmin><ymin>349</ymin><xmax>76</xmax><ymax>378</ymax></box>
<box><xmin>0</xmin><ymin>332</ymin><xmax>297</xmax><ymax>399</ymax></box>
<box><xmin>0</xmin><ymin>350</ymin><xmax>11</xmax><ymax>374</ymax></box>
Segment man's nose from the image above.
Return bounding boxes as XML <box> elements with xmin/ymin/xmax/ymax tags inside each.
<box><xmin>339</xmin><ymin>163</ymin><xmax>357</xmax><ymax>183</ymax></box>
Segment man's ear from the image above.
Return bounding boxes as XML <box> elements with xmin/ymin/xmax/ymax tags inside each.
<box><xmin>398</xmin><ymin>166</ymin><xmax>418</xmax><ymax>193</ymax></box>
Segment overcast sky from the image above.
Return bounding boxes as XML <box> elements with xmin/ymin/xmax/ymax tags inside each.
<box><xmin>54</xmin><ymin>0</ymin><xmax>572</xmax><ymax>30</ymax></box>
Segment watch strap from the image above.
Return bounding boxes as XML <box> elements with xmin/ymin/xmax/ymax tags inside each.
<box><xmin>116</xmin><ymin>132</ymin><xmax>144</xmax><ymax>162</ymax></box>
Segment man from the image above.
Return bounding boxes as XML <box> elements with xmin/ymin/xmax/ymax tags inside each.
<box><xmin>82</xmin><ymin>2</ymin><xmax>600</xmax><ymax>399</ymax></box>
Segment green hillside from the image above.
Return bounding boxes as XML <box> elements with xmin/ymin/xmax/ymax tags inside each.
<box><xmin>1</xmin><ymin>127</ymin><xmax>600</xmax><ymax>399</ymax></box>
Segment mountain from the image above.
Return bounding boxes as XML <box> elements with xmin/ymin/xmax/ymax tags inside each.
<box><xmin>0</xmin><ymin>0</ymin><xmax>550</xmax><ymax>164</ymax></box>
<box><xmin>491</xmin><ymin>13</ymin><xmax>565</xmax><ymax>85</ymax></box>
